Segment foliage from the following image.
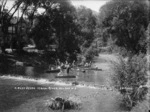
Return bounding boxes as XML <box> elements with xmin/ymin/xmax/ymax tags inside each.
<box><xmin>29</xmin><ymin>15</ymin><xmax>53</xmax><ymax>49</ymax></box>
<box><xmin>0</xmin><ymin>0</ymin><xmax>99</xmax><ymax>61</ymax></box>
<box><xmin>76</xmin><ymin>6</ymin><xmax>97</xmax><ymax>48</ymax></box>
<box><xmin>99</xmin><ymin>0</ymin><xmax>149</xmax><ymax>54</ymax></box>
<box><xmin>111</xmin><ymin>54</ymin><xmax>148</xmax><ymax>109</ymax></box>
<box><xmin>107</xmin><ymin>45</ymin><xmax>132</xmax><ymax>57</ymax></box>
<box><xmin>75</xmin><ymin>6</ymin><xmax>98</xmax><ymax>61</ymax></box>
<box><xmin>83</xmin><ymin>46</ymin><xmax>98</xmax><ymax>61</ymax></box>
<box><xmin>0</xmin><ymin>0</ymin><xmax>33</xmax><ymax>51</ymax></box>
<box><xmin>131</xmin><ymin>100</ymin><xmax>149</xmax><ymax>112</ymax></box>
<box><xmin>17</xmin><ymin>0</ymin><xmax>80</xmax><ymax>60</ymax></box>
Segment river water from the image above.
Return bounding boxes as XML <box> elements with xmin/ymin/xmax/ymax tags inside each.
<box><xmin>0</xmin><ymin>55</ymin><xmax>127</xmax><ymax>112</ymax></box>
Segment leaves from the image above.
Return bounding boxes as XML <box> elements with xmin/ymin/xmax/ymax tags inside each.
<box><xmin>112</xmin><ymin>54</ymin><xmax>148</xmax><ymax>109</ymax></box>
<box><xmin>75</xmin><ymin>6</ymin><xmax>97</xmax><ymax>60</ymax></box>
<box><xmin>99</xmin><ymin>0</ymin><xmax>149</xmax><ymax>53</ymax></box>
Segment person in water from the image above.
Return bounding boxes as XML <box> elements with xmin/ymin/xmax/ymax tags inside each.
<box><xmin>57</xmin><ymin>63</ymin><xmax>64</xmax><ymax>76</ymax></box>
<box><xmin>66</xmin><ymin>63</ymin><xmax>71</xmax><ymax>75</ymax></box>
<box><xmin>55</xmin><ymin>59</ymin><xmax>61</xmax><ymax>66</ymax></box>
<box><xmin>49</xmin><ymin>64</ymin><xmax>54</xmax><ymax>70</ymax></box>
<box><xmin>72</xmin><ymin>60</ymin><xmax>76</xmax><ymax>67</ymax></box>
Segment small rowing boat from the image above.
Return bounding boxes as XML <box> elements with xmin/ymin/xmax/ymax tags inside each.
<box><xmin>45</xmin><ymin>69</ymin><xmax>60</xmax><ymax>73</ymax></box>
<box><xmin>84</xmin><ymin>68</ymin><xmax>102</xmax><ymax>71</ymax></box>
<box><xmin>55</xmin><ymin>75</ymin><xmax>76</xmax><ymax>78</ymax></box>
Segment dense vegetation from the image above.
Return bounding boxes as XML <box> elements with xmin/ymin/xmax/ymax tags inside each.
<box><xmin>1</xmin><ymin>0</ymin><xmax>149</xmax><ymax>58</ymax></box>
<box><xmin>99</xmin><ymin>0</ymin><xmax>149</xmax><ymax>54</ymax></box>
<box><xmin>112</xmin><ymin>54</ymin><xmax>148</xmax><ymax>109</ymax></box>
<box><xmin>0</xmin><ymin>0</ymin><xmax>98</xmax><ymax>62</ymax></box>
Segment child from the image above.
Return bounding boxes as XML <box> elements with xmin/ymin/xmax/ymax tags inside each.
<box><xmin>66</xmin><ymin>63</ymin><xmax>71</xmax><ymax>75</ymax></box>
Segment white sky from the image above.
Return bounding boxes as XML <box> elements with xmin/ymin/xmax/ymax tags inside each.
<box><xmin>71</xmin><ymin>0</ymin><xmax>108</xmax><ymax>12</ymax></box>
<box><xmin>1</xmin><ymin>0</ymin><xmax>108</xmax><ymax>16</ymax></box>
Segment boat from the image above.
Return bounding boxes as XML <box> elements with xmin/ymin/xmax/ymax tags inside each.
<box><xmin>55</xmin><ymin>75</ymin><xmax>76</xmax><ymax>78</ymax></box>
<box><xmin>84</xmin><ymin>68</ymin><xmax>102</xmax><ymax>71</ymax></box>
<box><xmin>45</xmin><ymin>69</ymin><xmax>60</xmax><ymax>73</ymax></box>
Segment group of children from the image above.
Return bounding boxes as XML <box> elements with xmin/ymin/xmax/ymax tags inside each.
<box><xmin>84</xmin><ymin>61</ymin><xmax>92</xmax><ymax>67</ymax></box>
<box><xmin>49</xmin><ymin>59</ymin><xmax>94</xmax><ymax>76</ymax></box>
<box><xmin>55</xmin><ymin>59</ymin><xmax>75</xmax><ymax>76</ymax></box>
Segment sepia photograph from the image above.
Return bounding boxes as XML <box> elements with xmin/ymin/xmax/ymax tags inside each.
<box><xmin>0</xmin><ymin>0</ymin><xmax>149</xmax><ymax>112</ymax></box>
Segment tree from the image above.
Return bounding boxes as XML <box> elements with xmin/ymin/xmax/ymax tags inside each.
<box><xmin>99</xmin><ymin>0</ymin><xmax>149</xmax><ymax>54</ymax></box>
<box><xmin>0</xmin><ymin>0</ymin><xmax>35</xmax><ymax>52</ymax></box>
<box><xmin>76</xmin><ymin>6</ymin><xmax>97</xmax><ymax>48</ymax></box>
<box><xmin>21</xmin><ymin>0</ymin><xmax>80</xmax><ymax>60</ymax></box>
<box><xmin>75</xmin><ymin>6</ymin><xmax>97</xmax><ymax>61</ymax></box>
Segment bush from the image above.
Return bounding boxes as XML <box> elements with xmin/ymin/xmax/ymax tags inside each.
<box><xmin>110</xmin><ymin>45</ymin><xmax>134</xmax><ymax>58</ymax></box>
<box><xmin>131</xmin><ymin>100</ymin><xmax>149</xmax><ymax>112</ymax></box>
<box><xmin>111</xmin><ymin>54</ymin><xmax>148</xmax><ymax>110</ymax></box>
<box><xmin>112</xmin><ymin>46</ymin><xmax>128</xmax><ymax>57</ymax></box>
<box><xmin>77</xmin><ymin>53</ymin><xmax>86</xmax><ymax>64</ymax></box>
<box><xmin>84</xmin><ymin>46</ymin><xmax>98</xmax><ymax>61</ymax></box>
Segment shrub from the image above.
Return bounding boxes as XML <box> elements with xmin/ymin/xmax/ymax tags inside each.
<box><xmin>111</xmin><ymin>54</ymin><xmax>148</xmax><ymax>110</ymax></box>
<box><xmin>131</xmin><ymin>100</ymin><xmax>149</xmax><ymax>112</ymax></box>
<box><xmin>77</xmin><ymin>53</ymin><xmax>86</xmax><ymax>64</ymax></box>
<box><xmin>112</xmin><ymin>46</ymin><xmax>128</xmax><ymax>57</ymax></box>
<box><xmin>84</xmin><ymin>46</ymin><xmax>98</xmax><ymax>61</ymax></box>
<box><xmin>110</xmin><ymin>45</ymin><xmax>133</xmax><ymax>58</ymax></box>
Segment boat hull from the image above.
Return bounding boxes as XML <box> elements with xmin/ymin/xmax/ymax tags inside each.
<box><xmin>45</xmin><ymin>69</ymin><xmax>60</xmax><ymax>73</ymax></box>
<box><xmin>84</xmin><ymin>68</ymin><xmax>102</xmax><ymax>71</ymax></box>
<box><xmin>55</xmin><ymin>75</ymin><xmax>76</xmax><ymax>78</ymax></box>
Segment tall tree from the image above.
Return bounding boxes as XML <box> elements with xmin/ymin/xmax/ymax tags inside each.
<box><xmin>0</xmin><ymin>0</ymin><xmax>35</xmax><ymax>52</ymax></box>
<box><xmin>22</xmin><ymin>0</ymin><xmax>80</xmax><ymax>60</ymax></box>
<box><xmin>76</xmin><ymin>6</ymin><xmax>97</xmax><ymax>50</ymax></box>
<box><xmin>99</xmin><ymin>0</ymin><xmax>149</xmax><ymax>54</ymax></box>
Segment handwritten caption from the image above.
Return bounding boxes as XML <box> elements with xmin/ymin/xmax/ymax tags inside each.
<box><xmin>14</xmin><ymin>87</ymin><xmax>76</xmax><ymax>90</ymax></box>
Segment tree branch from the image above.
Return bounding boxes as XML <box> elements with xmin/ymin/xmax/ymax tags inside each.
<box><xmin>2</xmin><ymin>0</ymin><xmax>8</xmax><ymax>11</ymax></box>
<box><xmin>15</xmin><ymin>5</ymin><xmax>28</xmax><ymax>25</ymax></box>
<box><xmin>8</xmin><ymin>2</ymin><xmax>22</xmax><ymax>21</ymax></box>
<box><xmin>6</xmin><ymin>1</ymin><xmax>20</xmax><ymax>16</ymax></box>
<box><xmin>1</xmin><ymin>0</ymin><xmax>5</xmax><ymax>12</ymax></box>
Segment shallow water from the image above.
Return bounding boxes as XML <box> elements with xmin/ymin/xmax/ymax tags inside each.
<box><xmin>0</xmin><ymin>56</ymin><xmax>126</xmax><ymax>112</ymax></box>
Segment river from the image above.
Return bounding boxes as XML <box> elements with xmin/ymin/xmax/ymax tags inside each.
<box><xmin>0</xmin><ymin>54</ymin><xmax>127</xmax><ymax>112</ymax></box>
